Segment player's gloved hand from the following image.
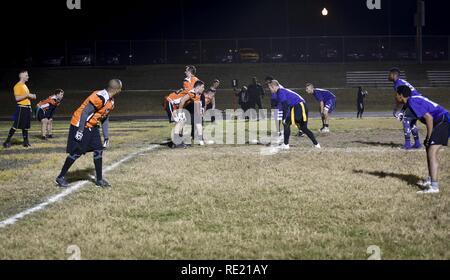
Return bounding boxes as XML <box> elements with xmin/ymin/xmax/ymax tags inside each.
<box><xmin>424</xmin><ymin>138</ymin><xmax>431</xmax><ymax>148</ymax></box>
<box><xmin>395</xmin><ymin>112</ymin><xmax>404</xmax><ymax>122</ymax></box>
<box><xmin>103</xmin><ymin>138</ymin><xmax>109</xmax><ymax>149</ymax></box>
<box><xmin>75</xmin><ymin>131</ymin><xmax>84</xmax><ymax>142</ymax></box>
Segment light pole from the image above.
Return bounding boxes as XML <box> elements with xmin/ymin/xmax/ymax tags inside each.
<box><xmin>416</xmin><ymin>0</ymin><xmax>425</xmax><ymax>64</ymax></box>
<box><xmin>322</xmin><ymin>8</ymin><xmax>328</xmax><ymax>36</ymax></box>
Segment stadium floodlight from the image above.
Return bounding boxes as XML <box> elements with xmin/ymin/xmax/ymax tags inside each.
<box><xmin>322</xmin><ymin>8</ymin><xmax>328</xmax><ymax>16</ymax></box>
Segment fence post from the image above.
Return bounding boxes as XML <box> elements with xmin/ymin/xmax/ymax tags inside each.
<box><xmin>306</xmin><ymin>37</ymin><xmax>309</xmax><ymax>64</ymax></box>
<box><xmin>129</xmin><ymin>40</ymin><xmax>132</xmax><ymax>65</ymax></box>
<box><xmin>448</xmin><ymin>36</ymin><xmax>450</xmax><ymax>62</ymax></box>
<box><xmin>164</xmin><ymin>40</ymin><xmax>168</xmax><ymax>64</ymax></box>
<box><xmin>199</xmin><ymin>39</ymin><xmax>202</xmax><ymax>64</ymax></box>
<box><xmin>93</xmin><ymin>40</ymin><xmax>97</xmax><ymax>66</ymax></box>
<box><xmin>65</xmin><ymin>40</ymin><xmax>69</xmax><ymax>66</ymax></box>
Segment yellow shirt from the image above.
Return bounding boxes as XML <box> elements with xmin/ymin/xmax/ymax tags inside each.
<box><xmin>14</xmin><ymin>82</ymin><xmax>31</xmax><ymax>106</ymax></box>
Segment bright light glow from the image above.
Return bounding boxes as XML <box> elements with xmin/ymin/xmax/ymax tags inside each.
<box><xmin>322</xmin><ymin>8</ymin><xmax>328</xmax><ymax>16</ymax></box>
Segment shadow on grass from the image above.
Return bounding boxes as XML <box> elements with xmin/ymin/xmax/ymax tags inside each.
<box><xmin>352</xmin><ymin>141</ymin><xmax>403</xmax><ymax>148</ymax></box>
<box><xmin>65</xmin><ymin>168</ymin><xmax>96</xmax><ymax>183</ymax></box>
<box><xmin>0</xmin><ymin>146</ymin><xmax>64</xmax><ymax>155</ymax></box>
<box><xmin>353</xmin><ymin>169</ymin><xmax>422</xmax><ymax>188</ymax></box>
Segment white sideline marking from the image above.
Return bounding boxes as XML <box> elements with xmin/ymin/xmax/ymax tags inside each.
<box><xmin>259</xmin><ymin>146</ymin><xmax>424</xmax><ymax>156</ymax></box>
<box><xmin>0</xmin><ymin>145</ymin><xmax>160</xmax><ymax>229</ymax></box>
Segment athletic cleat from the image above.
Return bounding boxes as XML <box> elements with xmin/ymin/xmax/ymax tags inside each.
<box><xmin>3</xmin><ymin>141</ymin><xmax>11</xmax><ymax>149</ymax></box>
<box><xmin>417</xmin><ymin>178</ymin><xmax>432</xmax><ymax>189</ymax></box>
<box><xmin>206</xmin><ymin>140</ymin><xmax>215</xmax><ymax>145</ymax></box>
<box><xmin>47</xmin><ymin>135</ymin><xmax>54</xmax><ymax>139</ymax></box>
<box><xmin>279</xmin><ymin>144</ymin><xmax>290</xmax><ymax>150</ymax></box>
<box><xmin>173</xmin><ymin>143</ymin><xmax>187</xmax><ymax>149</ymax></box>
<box><xmin>403</xmin><ymin>143</ymin><xmax>413</xmax><ymax>150</ymax></box>
<box><xmin>96</xmin><ymin>179</ymin><xmax>111</xmax><ymax>188</ymax></box>
<box><xmin>412</xmin><ymin>142</ymin><xmax>423</xmax><ymax>149</ymax></box>
<box><xmin>297</xmin><ymin>131</ymin><xmax>305</xmax><ymax>137</ymax></box>
<box><xmin>55</xmin><ymin>176</ymin><xmax>69</xmax><ymax>188</ymax></box>
<box><xmin>417</xmin><ymin>188</ymin><xmax>439</xmax><ymax>194</ymax></box>
<box><xmin>314</xmin><ymin>143</ymin><xmax>322</xmax><ymax>149</ymax></box>
<box><xmin>23</xmin><ymin>140</ymin><xmax>31</xmax><ymax>148</ymax></box>
<box><xmin>199</xmin><ymin>140</ymin><xmax>205</xmax><ymax>146</ymax></box>
<box><xmin>41</xmin><ymin>135</ymin><xmax>48</xmax><ymax>140</ymax></box>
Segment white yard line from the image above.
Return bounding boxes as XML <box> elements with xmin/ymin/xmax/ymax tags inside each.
<box><xmin>0</xmin><ymin>145</ymin><xmax>160</xmax><ymax>229</ymax></box>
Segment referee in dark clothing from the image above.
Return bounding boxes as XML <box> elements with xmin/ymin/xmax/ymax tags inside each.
<box><xmin>247</xmin><ymin>77</ymin><xmax>265</xmax><ymax>110</ymax></box>
<box><xmin>357</xmin><ymin>86</ymin><xmax>368</xmax><ymax>119</ymax></box>
<box><xmin>3</xmin><ymin>70</ymin><xmax>36</xmax><ymax>148</ymax></box>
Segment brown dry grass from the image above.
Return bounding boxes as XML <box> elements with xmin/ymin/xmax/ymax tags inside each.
<box><xmin>0</xmin><ymin>118</ymin><xmax>449</xmax><ymax>259</ymax></box>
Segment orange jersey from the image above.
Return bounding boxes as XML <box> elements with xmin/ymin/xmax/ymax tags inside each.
<box><xmin>183</xmin><ymin>90</ymin><xmax>202</xmax><ymax>108</ymax></box>
<box><xmin>71</xmin><ymin>90</ymin><xmax>115</xmax><ymax>128</ymax></box>
<box><xmin>166</xmin><ymin>90</ymin><xmax>189</xmax><ymax>106</ymax></box>
<box><xmin>183</xmin><ymin>76</ymin><xmax>199</xmax><ymax>91</ymax></box>
<box><xmin>37</xmin><ymin>95</ymin><xmax>61</xmax><ymax>111</ymax></box>
<box><xmin>14</xmin><ymin>82</ymin><xmax>31</xmax><ymax>106</ymax></box>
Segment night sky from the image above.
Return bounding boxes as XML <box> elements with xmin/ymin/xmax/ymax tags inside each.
<box><xmin>1</xmin><ymin>0</ymin><xmax>449</xmax><ymax>41</ymax></box>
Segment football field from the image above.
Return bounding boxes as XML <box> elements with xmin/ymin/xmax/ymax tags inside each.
<box><xmin>0</xmin><ymin>118</ymin><xmax>449</xmax><ymax>259</ymax></box>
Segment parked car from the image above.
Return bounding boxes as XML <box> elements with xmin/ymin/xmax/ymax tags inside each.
<box><xmin>264</xmin><ymin>51</ymin><xmax>286</xmax><ymax>63</ymax></box>
<box><xmin>346</xmin><ymin>51</ymin><xmax>366</xmax><ymax>60</ymax></box>
<box><xmin>239</xmin><ymin>48</ymin><xmax>260</xmax><ymax>63</ymax></box>
<box><xmin>40</xmin><ymin>55</ymin><xmax>64</xmax><ymax>66</ymax></box>
<box><xmin>424</xmin><ymin>49</ymin><xmax>446</xmax><ymax>60</ymax></box>
<box><xmin>99</xmin><ymin>50</ymin><xmax>120</xmax><ymax>65</ymax></box>
<box><xmin>289</xmin><ymin>50</ymin><xmax>311</xmax><ymax>62</ymax></box>
<box><xmin>217</xmin><ymin>49</ymin><xmax>238</xmax><ymax>63</ymax></box>
<box><xmin>396</xmin><ymin>50</ymin><xmax>416</xmax><ymax>60</ymax></box>
<box><xmin>70</xmin><ymin>48</ymin><xmax>93</xmax><ymax>65</ymax></box>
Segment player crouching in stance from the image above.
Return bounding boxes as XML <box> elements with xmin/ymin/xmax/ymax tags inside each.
<box><xmin>397</xmin><ymin>85</ymin><xmax>449</xmax><ymax>194</ymax></box>
<box><xmin>55</xmin><ymin>79</ymin><xmax>123</xmax><ymax>188</ymax></box>
<box><xmin>389</xmin><ymin>68</ymin><xmax>422</xmax><ymax>150</ymax></box>
<box><xmin>172</xmin><ymin>80</ymin><xmax>206</xmax><ymax>148</ymax></box>
<box><xmin>268</xmin><ymin>80</ymin><xmax>321</xmax><ymax>150</ymax></box>
<box><xmin>36</xmin><ymin>89</ymin><xmax>64</xmax><ymax>140</ymax></box>
<box><xmin>305</xmin><ymin>83</ymin><xmax>336</xmax><ymax>133</ymax></box>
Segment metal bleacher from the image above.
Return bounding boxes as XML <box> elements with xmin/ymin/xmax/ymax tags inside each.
<box><xmin>427</xmin><ymin>71</ymin><xmax>450</xmax><ymax>87</ymax></box>
<box><xmin>346</xmin><ymin>71</ymin><xmax>406</xmax><ymax>87</ymax></box>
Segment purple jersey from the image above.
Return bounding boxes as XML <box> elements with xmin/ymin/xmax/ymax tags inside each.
<box><xmin>408</xmin><ymin>96</ymin><xmax>448</xmax><ymax>122</ymax></box>
<box><xmin>313</xmin><ymin>88</ymin><xmax>336</xmax><ymax>103</ymax></box>
<box><xmin>394</xmin><ymin>79</ymin><xmax>421</xmax><ymax>96</ymax></box>
<box><xmin>277</xmin><ymin>88</ymin><xmax>305</xmax><ymax>107</ymax></box>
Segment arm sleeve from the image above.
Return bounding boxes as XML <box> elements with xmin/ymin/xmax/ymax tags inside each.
<box><xmin>78</xmin><ymin>103</ymin><xmax>96</xmax><ymax>133</ymax></box>
<box><xmin>102</xmin><ymin>117</ymin><xmax>110</xmax><ymax>140</ymax></box>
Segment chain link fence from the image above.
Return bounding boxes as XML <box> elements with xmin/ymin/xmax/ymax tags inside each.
<box><xmin>12</xmin><ymin>36</ymin><xmax>450</xmax><ymax>67</ymax></box>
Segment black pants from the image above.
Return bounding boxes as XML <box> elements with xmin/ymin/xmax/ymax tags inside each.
<box><xmin>284</xmin><ymin>103</ymin><xmax>318</xmax><ymax>146</ymax></box>
<box><xmin>357</xmin><ymin>102</ymin><xmax>365</xmax><ymax>118</ymax></box>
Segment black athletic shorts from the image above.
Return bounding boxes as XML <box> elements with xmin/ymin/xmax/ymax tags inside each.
<box><xmin>12</xmin><ymin>105</ymin><xmax>31</xmax><ymax>130</ymax></box>
<box><xmin>66</xmin><ymin>125</ymin><xmax>103</xmax><ymax>155</ymax></box>
<box><xmin>285</xmin><ymin>102</ymin><xmax>309</xmax><ymax>126</ymax></box>
<box><xmin>430</xmin><ymin>115</ymin><xmax>449</xmax><ymax>146</ymax></box>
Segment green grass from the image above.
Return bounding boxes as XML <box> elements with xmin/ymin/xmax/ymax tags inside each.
<box><xmin>0</xmin><ymin>118</ymin><xmax>449</xmax><ymax>259</ymax></box>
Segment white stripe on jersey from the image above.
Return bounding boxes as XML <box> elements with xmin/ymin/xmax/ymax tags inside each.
<box><xmin>96</xmin><ymin>89</ymin><xmax>110</xmax><ymax>104</ymax></box>
<box><xmin>284</xmin><ymin>88</ymin><xmax>305</xmax><ymax>102</ymax></box>
<box><xmin>398</xmin><ymin>79</ymin><xmax>416</xmax><ymax>92</ymax></box>
<box><xmin>315</xmin><ymin>88</ymin><xmax>336</xmax><ymax>98</ymax></box>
